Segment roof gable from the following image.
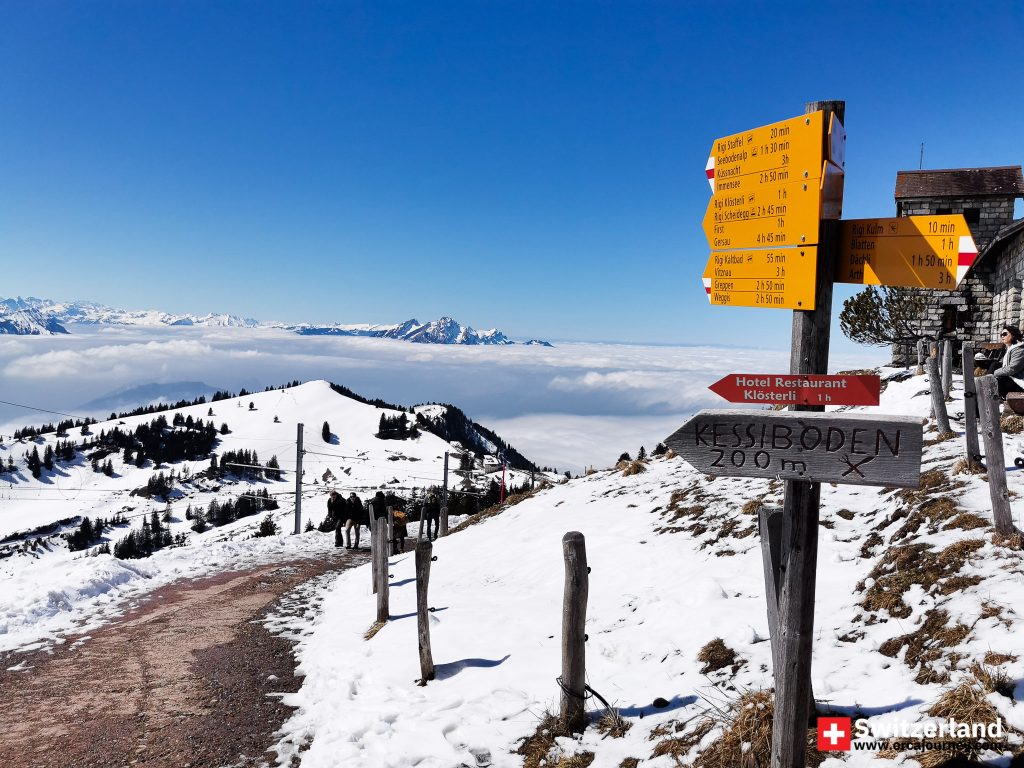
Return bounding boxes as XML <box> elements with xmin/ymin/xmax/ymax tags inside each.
<box><xmin>895</xmin><ymin>166</ymin><xmax>1024</xmax><ymax>199</ymax></box>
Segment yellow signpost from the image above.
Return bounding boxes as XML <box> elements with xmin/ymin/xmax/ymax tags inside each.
<box><xmin>702</xmin><ymin>247</ymin><xmax>818</xmax><ymax>309</ymax></box>
<box><xmin>702</xmin><ymin>178</ymin><xmax>821</xmax><ymax>250</ymax></box>
<box><xmin>835</xmin><ymin>215</ymin><xmax>979</xmax><ymax>289</ymax></box>
<box><xmin>706</xmin><ymin>111</ymin><xmax>824</xmax><ymax>195</ymax></box>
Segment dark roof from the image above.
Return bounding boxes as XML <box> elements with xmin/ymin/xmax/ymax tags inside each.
<box><xmin>894</xmin><ymin>166</ymin><xmax>1024</xmax><ymax>199</ymax></box>
<box><xmin>973</xmin><ymin>216</ymin><xmax>1024</xmax><ymax>270</ymax></box>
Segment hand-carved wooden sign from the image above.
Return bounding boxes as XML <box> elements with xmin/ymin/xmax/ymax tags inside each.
<box><xmin>664</xmin><ymin>410</ymin><xmax>925</xmax><ymax>487</ymax></box>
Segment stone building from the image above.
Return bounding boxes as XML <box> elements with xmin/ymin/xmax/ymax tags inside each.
<box><xmin>889</xmin><ymin>166</ymin><xmax>1024</xmax><ymax>364</ymax></box>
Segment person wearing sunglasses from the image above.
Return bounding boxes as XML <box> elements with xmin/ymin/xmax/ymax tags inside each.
<box><xmin>992</xmin><ymin>325</ymin><xmax>1024</xmax><ymax>407</ymax></box>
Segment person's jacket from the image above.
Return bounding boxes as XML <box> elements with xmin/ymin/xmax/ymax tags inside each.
<box><xmin>994</xmin><ymin>341</ymin><xmax>1024</xmax><ymax>387</ymax></box>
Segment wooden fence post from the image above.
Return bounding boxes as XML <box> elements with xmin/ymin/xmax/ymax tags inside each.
<box><xmin>927</xmin><ymin>343</ymin><xmax>952</xmax><ymax>435</ymax></box>
<box><xmin>916</xmin><ymin>339</ymin><xmax>925</xmax><ymax>375</ymax></box>
<box><xmin>976</xmin><ymin>375</ymin><xmax>1015</xmax><ymax>535</ymax></box>
<box><xmin>560</xmin><ymin>531</ymin><xmax>589</xmax><ymax>733</ymax></box>
<box><xmin>374</xmin><ymin>516</ymin><xmax>389</xmax><ymax>621</ymax></box>
<box><xmin>415</xmin><ymin>539</ymin><xmax>435</xmax><ymax>684</ymax></box>
<box><xmin>962</xmin><ymin>341</ymin><xmax>983</xmax><ymax>472</ymax></box>
<box><xmin>941</xmin><ymin>339</ymin><xmax>953</xmax><ymax>398</ymax></box>
<box><xmin>371</xmin><ymin>510</ymin><xmax>379</xmax><ymax>594</ymax></box>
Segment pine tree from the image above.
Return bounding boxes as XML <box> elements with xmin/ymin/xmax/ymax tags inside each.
<box><xmin>103</xmin><ymin>459</ymin><xmax>114</xmax><ymax>476</ymax></box>
<box><xmin>43</xmin><ymin>445</ymin><xmax>54</xmax><ymax>471</ymax></box>
<box><xmin>322</xmin><ymin>421</ymin><xmax>331</xmax><ymax>443</ymax></box>
<box><xmin>255</xmin><ymin>514</ymin><xmax>279</xmax><ymax>537</ymax></box>
<box><xmin>637</xmin><ymin>446</ymin><xmax>647</xmax><ymax>461</ymax></box>
<box><xmin>839</xmin><ymin>286</ymin><xmax>928</xmax><ymax>346</ymax></box>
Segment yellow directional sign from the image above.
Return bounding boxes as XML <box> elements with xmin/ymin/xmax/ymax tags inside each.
<box><xmin>828</xmin><ymin>113</ymin><xmax>845</xmax><ymax>168</ymax></box>
<box><xmin>706</xmin><ymin>111</ymin><xmax>824</xmax><ymax>195</ymax></box>
<box><xmin>702</xmin><ymin>247</ymin><xmax>817</xmax><ymax>310</ymax></box>
<box><xmin>836</xmin><ymin>215</ymin><xmax>979</xmax><ymax>289</ymax></box>
<box><xmin>703</xmin><ymin>178</ymin><xmax>821</xmax><ymax>250</ymax></box>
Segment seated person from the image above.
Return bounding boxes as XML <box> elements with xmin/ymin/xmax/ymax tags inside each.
<box><xmin>992</xmin><ymin>325</ymin><xmax>1024</xmax><ymax>401</ymax></box>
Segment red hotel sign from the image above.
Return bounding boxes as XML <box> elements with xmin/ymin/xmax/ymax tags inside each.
<box><xmin>709</xmin><ymin>373</ymin><xmax>881</xmax><ymax>407</ymax></box>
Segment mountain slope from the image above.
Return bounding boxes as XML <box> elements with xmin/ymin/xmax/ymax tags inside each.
<box><xmin>0</xmin><ymin>307</ymin><xmax>68</xmax><ymax>336</ymax></box>
<box><xmin>271</xmin><ymin>368</ymin><xmax>1024</xmax><ymax>767</ymax></box>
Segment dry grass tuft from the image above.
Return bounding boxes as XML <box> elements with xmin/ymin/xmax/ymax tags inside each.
<box><xmin>697</xmin><ymin>638</ymin><xmax>739</xmax><ymax>674</ymax></box>
<box><xmin>364</xmin><ymin>620</ymin><xmax>386</xmax><ymax>640</ymax></box>
<box><xmin>618</xmin><ymin>760</ymin><xmax>640</xmax><ymax>768</ymax></box>
<box><xmin>915</xmin><ymin>679</ymin><xmax>1006</xmax><ymax>767</ymax></box>
<box><xmin>664</xmin><ymin>448</ymin><xmax>677</xmax><ymax>459</ymax></box>
<box><xmin>878</xmin><ymin>609</ymin><xmax>971</xmax><ymax>683</ymax></box>
<box><xmin>969</xmin><ymin>662</ymin><xmax>1015</xmax><ymax>697</ymax></box>
<box><xmin>679</xmin><ymin>690</ymin><xmax>827</xmax><ymax>768</ymax></box>
<box><xmin>622</xmin><ymin>459</ymin><xmax>647</xmax><ymax>477</ymax></box>
<box><xmin>516</xmin><ymin>713</ymin><xmax>571</xmax><ymax>768</ymax></box>
<box><xmin>983</xmin><ymin>650</ymin><xmax>1017</xmax><ymax>666</ymax></box>
<box><xmin>1000</xmin><ymin>415</ymin><xmax>1024</xmax><ymax>434</ymax></box>
<box><xmin>952</xmin><ymin>457</ymin><xmax>986</xmax><ymax>475</ymax></box>
<box><xmin>946</xmin><ymin>512</ymin><xmax>990</xmax><ymax>531</ymax></box>
<box><xmin>993</xmin><ymin>531</ymin><xmax>1024</xmax><ymax>550</ymax></box>
<box><xmin>741</xmin><ymin>499</ymin><xmax>763</xmax><ymax>515</ymax></box>
<box><xmin>920</xmin><ymin>468</ymin><xmax>948</xmax><ymax>489</ymax></box>
<box><xmin>860</xmin><ymin>539</ymin><xmax>984</xmax><ymax>618</ymax></box>
<box><xmin>836</xmin><ymin>508</ymin><xmax>855</xmax><ymax>520</ymax></box>
<box><xmin>650</xmin><ymin>718</ymin><xmax>713</xmax><ymax>762</ymax></box>
<box><xmin>596</xmin><ymin>710</ymin><xmax>632</xmax><ymax>738</ymax></box>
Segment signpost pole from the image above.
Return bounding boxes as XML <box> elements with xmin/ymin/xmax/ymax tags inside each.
<box><xmin>771</xmin><ymin>99</ymin><xmax>843</xmax><ymax>768</ymax></box>
<box><xmin>962</xmin><ymin>340</ymin><xmax>983</xmax><ymax>471</ymax></box>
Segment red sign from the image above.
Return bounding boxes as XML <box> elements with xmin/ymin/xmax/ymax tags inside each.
<box><xmin>709</xmin><ymin>373</ymin><xmax>881</xmax><ymax>407</ymax></box>
<box><xmin>817</xmin><ymin>717</ymin><xmax>852</xmax><ymax>751</ymax></box>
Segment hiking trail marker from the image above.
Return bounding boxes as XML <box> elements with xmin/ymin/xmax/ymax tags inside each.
<box><xmin>708</xmin><ymin>372</ymin><xmax>881</xmax><ymax>406</ymax></box>
<box><xmin>701</xmin><ymin>247</ymin><xmax>816</xmax><ymax>309</ymax></box>
<box><xmin>836</xmin><ymin>215</ymin><xmax>979</xmax><ymax>289</ymax></box>
<box><xmin>702</xmin><ymin>109</ymin><xmax>847</xmax><ymax>310</ymax></box>
<box><xmin>664</xmin><ymin>410</ymin><xmax>924</xmax><ymax>487</ymax></box>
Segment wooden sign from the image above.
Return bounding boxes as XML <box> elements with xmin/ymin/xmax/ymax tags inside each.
<box><xmin>820</xmin><ymin>161</ymin><xmax>844</xmax><ymax>220</ymax></box>
<box><xmin>701</xmin><ymin>248</ymin><xmax>817</xmax><ymax>310</ymax></box>
<box><xmin>828</xmin><ymin>113</ymin><xmax>845</xmax><ymax>168</ymax></box>
<box><xmin>708</xmin><ymin>373</ymin><xmax>881</xmax><ymax>406</ymax></box>
<box><xmin>664</xmin><ymin>410</ymin><xmax>924</xmax><ymax>487</ymax></box>
<box><xmin>706</xmin><ymin>111</ymin><xmax>824</xmax><ymax>195</ymax></box>
<box><xmin>703</xmin><ymin>178</ymin><xmax>821</xmax><ymax>250</ymax></box>
<box><xmin>836</xmin><ymin>215</ymin><xmax>978</xmax><ymax>289</ymax></box>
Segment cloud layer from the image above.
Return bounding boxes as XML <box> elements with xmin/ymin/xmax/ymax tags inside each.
<box><xmin>0</xmin><ymin>326</ymin><xmax>884</xmax><ymax>472</ymax></box>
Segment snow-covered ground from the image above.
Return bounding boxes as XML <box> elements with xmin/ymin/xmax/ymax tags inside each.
<box><xmin>268</xmin><ymin>369</ymin><xmax>1024</xmax><ymax>767</ymax></box>
<box><xmin>0</xmin><ymin>380</ymin><xmax>536</xmax><ymax>655</ymax></box>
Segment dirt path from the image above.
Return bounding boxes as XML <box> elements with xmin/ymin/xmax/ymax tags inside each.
<box><xmin>0</xmin><ymin>548</ymin><xmax>369</xmax><ymax>768</ymax></box>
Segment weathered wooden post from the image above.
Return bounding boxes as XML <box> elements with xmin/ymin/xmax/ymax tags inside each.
<box><xmin>371</xmin><ymin>508</ymin><xmax>379</xmax><ymax>594</ymax></box>
<box><xmin>770</xmin><ymin>99</ymin><xmax>842</xmax><ymax>768</ymax></box>
<box><xmin>916</xmin><ymin>338</ymin><xmax>926</xmax><ymax>375</ymax></box>
<box><xmin>927</xmin><ymin>342</ymin><xmax>953</xmax><ymax>435</ymax></box>
<box><xmin>962</xmin><ymin>341</ymin><xmax>983</xmax><ymax>472</ymax></box>
<box><xmin>415</xmin><ymin>539</ymin><xmax>435</xmax><ymax>684</ymax></box>
<box><xmin>416</xmin><ymin>501</ymin><xmax>424</xmax><ymax>542</ymax></box>
<box><xmin>759</xmin><ymin>507</ymin><xmax>816</xmax><ymax>721</ymax></box>
<box><xmin>440</xmin><ymin>452</ymin><xmax>450</xmax><ymax>537</ymax></box>
<box><xmin>941</xmin><ymin>339</ymin><xmax>953</xmax><ymax>398</ymax></box>
<box><xmin>374</xmin><ymin>516</ymin><xmax>389</xmax><ymax>621</ymax></box>
<box><xmin>560</xmin><ymin>531</ymin><xmax>589</xmax><ymax>732</ymax></box>
<box><xmin>976</xmin><ymin>375</ymin><xmax>1015</xmax><ymax>535</ymax></box>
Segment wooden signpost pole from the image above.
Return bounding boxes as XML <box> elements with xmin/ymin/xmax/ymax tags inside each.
<box><xmin>961</xmin><ymin>341</ymin><xmax>983</xmax><ymax>471</ymax></box>
<box><xmin>975</xmin><ymin>375</ymin><xmax>1015</xmax><ymax>535</ymax></box>
<box><xmin>771</xmin><ymin>99</ymin><xmax>843</xmax><ymax>768</ymax></box>
<box><xmin>927</xmin><ymin>343</ymin><xmax>953</xmax><ymax>435</ymax></box>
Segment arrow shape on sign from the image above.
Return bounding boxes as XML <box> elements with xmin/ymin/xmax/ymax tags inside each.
<box><xmin>705</xmin><ymin>156</ymin><xmax>715</xmax><ymax>191</ymax></box>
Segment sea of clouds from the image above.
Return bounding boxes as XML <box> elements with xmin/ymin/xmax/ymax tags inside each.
<box><xmin>0</xmin><ymin>326</ymin><xmax>884</xmax><ymax>473</ymax></box>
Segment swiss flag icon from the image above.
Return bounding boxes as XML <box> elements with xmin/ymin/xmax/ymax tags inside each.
<box><xmin>817</xmin><ymin>717</ymin><xmax>852</xmax><ymax>751</ymax></box>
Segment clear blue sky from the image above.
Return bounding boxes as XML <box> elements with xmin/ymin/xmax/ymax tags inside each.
<box><xmin>2</xmin><ymin>1</ymin><xmax>1022</xmax><ymax>345</ymax></box>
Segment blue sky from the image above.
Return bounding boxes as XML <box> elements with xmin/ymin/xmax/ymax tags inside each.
<box><xmin>2</xmin><ymin>1</ymin><xmax>1022</xmax><ymax>346</ymax></box>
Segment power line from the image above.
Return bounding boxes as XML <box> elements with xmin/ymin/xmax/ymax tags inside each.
<box><xmin>0</xmin><ymin>399</ymin><xmax>89</xmax><ymax>421</ymax></box>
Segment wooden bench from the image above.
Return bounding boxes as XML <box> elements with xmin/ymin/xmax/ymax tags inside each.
<box><xmin>1006</xmin><ymin>392</ymin><xmax>1024</xmax><ymax>415</ymax></box>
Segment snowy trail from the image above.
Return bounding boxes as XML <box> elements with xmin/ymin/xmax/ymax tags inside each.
<box><xmin>0</xmin><ymin>549</ymin><xmax>366</xmax><ymax>768</ymax></box>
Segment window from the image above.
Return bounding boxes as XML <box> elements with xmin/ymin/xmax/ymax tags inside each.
<box><xmin>941</xmin><ymin>305</ymin><xmax>957</xmax><ymax>334</ymax></box>
<box><xmin>936</xmin><ymin>207</ymin><xmax>952</xmax><ymax>215</ymax></box>
<box><xmin>963</xmin><ymin>208</ymin><xmax>980</xmax><ymax>224</ymax></box>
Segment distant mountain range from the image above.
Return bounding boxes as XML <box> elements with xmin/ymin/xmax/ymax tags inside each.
<box><xmin>0</xmin><ymin>297</ymin><xmax>552</xmax><ymax>346</ymax></box>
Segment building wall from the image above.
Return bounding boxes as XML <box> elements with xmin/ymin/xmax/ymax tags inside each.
<box><xmin>992</xmin><ymin>236</ymin><xmax>1024</xmax><ymax>330</ymax></box>
<box><xmin>896</xmin><ymin>195</ymin><xmax>1016</xmax><ymax>250</ymax></box>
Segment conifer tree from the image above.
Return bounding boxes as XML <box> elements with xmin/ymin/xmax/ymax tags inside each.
<box><xmin>43</xmin><ymin>445</ymin><xmax>54</xmax><ymax>471</ymax></box>
<box><xmin>322</xmin><ymin>421</ymin><xmax>331</xmax><ymax>442</ymax></box>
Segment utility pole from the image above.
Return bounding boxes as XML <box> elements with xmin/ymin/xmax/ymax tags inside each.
<box><xmin>500</xmin><ymin>454</ymin><xmax>506</xmax><ymax>504</ymax></box>
<box><xmin>294</xmin><ymin>423</ymin><xmax>304</xmax><ymax>534</ymax></box>
<box><xmin>440</xmin><ymin>451</ymin><xmax>449</xmax><ymax>537</ymax></box>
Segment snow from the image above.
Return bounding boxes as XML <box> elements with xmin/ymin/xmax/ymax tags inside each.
<box><xmin>0</xmin><ymin>380</ymin><xmax>539</xmax><ymax>654</ymax></box>
<box><xmin>267</xmin><ymin>368</ymin><xmax>1024</xmax><ymax>766</ymax></box>
<box><xmin>4</xmin><ymin>366</ymin><xmax>1024</xmax><ymax>765</ymax></box>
